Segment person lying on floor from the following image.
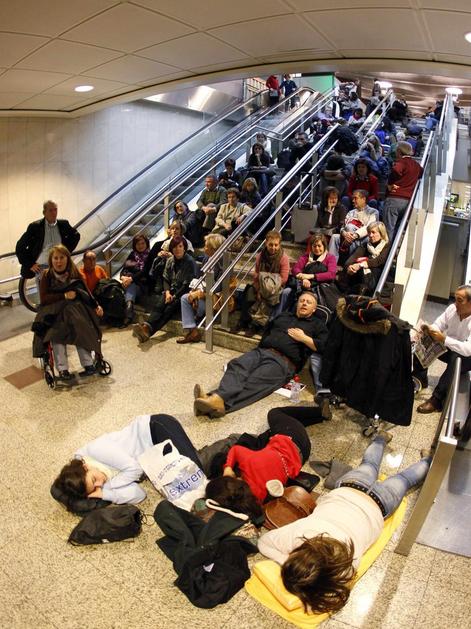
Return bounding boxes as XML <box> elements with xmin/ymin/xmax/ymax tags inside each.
<box><xmin>257</xmin><ymin>433</ymin><xmax>432</xmax><ymax>615</ymax></box>
<box><xmin>205</xmin><ymin>404</ymin><xmax>331</xmax><ymax>509</ymax></box>
<box><xmin>193</xmin><ymin>292</ymin><xmax>328</xmax><ymax>418</ymax></box>
<box><xmin>52</xmin><ymin>414</ymin><xmax>202</xmax><ymax>507</ymax></box>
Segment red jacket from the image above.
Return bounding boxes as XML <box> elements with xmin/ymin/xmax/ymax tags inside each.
<box><xmin>225</xmin><ymin>435</ymin><xmax>301</xmax><ymax>502</ymax></box>
<box><xmin>347</xmin><ymin>173</ymin><xmax>379</xmax><ymax>201</ymax></box>
<box><xmin>266</xmin><ymin>75</ymin><xmax>280</xmax><ymax>94</ymax></box>
<box><xmin>388</xmin><ymin>156</ymin><xmax>423</xmax><ymax>200</ymax></box>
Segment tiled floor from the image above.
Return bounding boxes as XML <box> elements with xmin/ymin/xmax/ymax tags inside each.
<box><xmin>1</xmin><ymin>306</ymin><xmax>470</xmax><ymax>629</ymax></box>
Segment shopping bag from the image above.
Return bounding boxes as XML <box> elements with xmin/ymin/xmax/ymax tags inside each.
<box><xmin>139</xmin><ymin>439</ymin><xmax>207</xmax><ymax>510</ymax></box>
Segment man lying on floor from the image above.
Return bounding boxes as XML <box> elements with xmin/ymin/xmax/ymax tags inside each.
<box><xmin>193</xmin><ymin>292</ymin><xmax>328</xmax><ymax>418</ymax></box>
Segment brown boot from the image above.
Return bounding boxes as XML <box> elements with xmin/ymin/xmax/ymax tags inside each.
<box><xmin>176</xmin><ymin>328</ymin><xmax>202</xmax><ymax>344</ymax></box>
<box><xmin>193</xmin><ymin>383</ymin><xmax>207</xmax><ymax>400</ymax></box>
<box><xmin>132</xmin><ymin>322</ymin><xmax>151</xmax><ymax>343</ymax></box>
<box><xmin>417</xmin><ymin>397</ymin><xmax>442</xmax><ymax>414</ymax></box>
<box><xmin>194</xmin><ymin>394</ymin><xmax>226</xmax><ymax>418</ymax></box>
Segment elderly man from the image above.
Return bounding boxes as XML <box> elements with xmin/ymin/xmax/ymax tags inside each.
<box><xmin>16</xmin><ymin>200</ymin><xmax>80</xmax><ymax>279</ymax></box>
<box><xmin>194</xmin><ymin>292</ymin><xmax>328</xmax><ymax>417</ymax></box>
<box><xmin>415</xmin><ymin>285</ymin><xmax>471</xmax><ymax>413</ymax></box>
<box><xmin>328</xmin><ymin>189</ymin><xmax>378</xmax><ymax>261</ymax></box>
<box><xmin>383</xmin><ymin>141</ymin><xmax>423</xmax><ymax>238</ymax></box>
<box><xmin>195</xmin><ymin>174</ymin><xmax>227</xmax><ymax>237</ymax></box>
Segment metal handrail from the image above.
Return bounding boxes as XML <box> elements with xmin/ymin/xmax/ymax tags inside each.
<box><xmin>445</xmin><ymin>356</ymin><xmax>462</xmax><ymax>439</ymax></box>
<box><xmin>101</xmin><ymin>87</ymin><xmax>330</xmax><ymax>261</ymax></box>
<box><xmin>374</xmin><ymin>131</ymin><xmax>435</xmax><ymax>297</ymax></box>
<box><xmin>374</xmin><ymin>94</ymin><xmax>452</xmax><ymax>297</ymax></box>
<box><xmin>204</xmin><ymin>89</ymin><xmax>392</xmax><ymax>278</ymax></box>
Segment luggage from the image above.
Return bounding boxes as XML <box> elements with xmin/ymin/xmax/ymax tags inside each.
<box><xmin>93</xmin><ymin>279</ymin><xmax>126</xmax><ymax>326</ymax></box>
<box><xmin>68</xmin><ymin>505</ymin><xmax>142</xmax><ymax>545</ymax></box>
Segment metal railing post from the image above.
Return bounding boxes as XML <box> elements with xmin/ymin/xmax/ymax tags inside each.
<box><xmin>275</xmin><ymin>191</ymin><xmax>283</xmax><ymax>232</ymax></box>
<box><xmin>164</xmin><ymin>195</ymin><xmax>171</xmax><ymax>231</ymax></box>
<box><xmin>405</xmin><ymin>208</ymin><xmax>417</xmax><ymax>268</ymax></box>
<box><xmin>412</xmin><ymin>206</ymin><xmax>427</xmax><ymax>270</ymax></box>
<box><xmin>204</xmin><ymin>270</ymin><xmax>215</xmax><ymax>353</ymax></box>
<box><xmin>220</xmin><ymin>250</ymin><xmax>232</xmax><ymax>330</ymax></box>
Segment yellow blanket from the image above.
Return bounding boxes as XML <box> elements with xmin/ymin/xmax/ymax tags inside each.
<box><xmin>245</xmin><ymin>497</ymin><xmax>407</xmax><ymax>628</ymax></box>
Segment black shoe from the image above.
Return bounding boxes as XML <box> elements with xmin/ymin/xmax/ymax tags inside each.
<box><xmin>58</xmin><ymin>370</ymin><xmax>73</xmax><ymax>381</ymax></box>
<box><xmin>78</xmin><ymin>365</ymin><xmax>97</xmax><ymax>377</ymax></box>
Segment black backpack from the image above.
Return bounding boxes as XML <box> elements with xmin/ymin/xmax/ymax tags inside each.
<box><xmin>68</xmin><ymin>505</ymin><xmax>142</xmax><ymax>545</ymax></box>
<box><xmin>93</xmin><ymin>279</ymin><xmax>126</xmax><ymax>325</ymax></box>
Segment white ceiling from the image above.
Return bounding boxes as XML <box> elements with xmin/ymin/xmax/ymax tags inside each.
<box><xmin>1</xmin><ymin>0</ymin><xmax>471</xmax><ymax>116</ymax></box>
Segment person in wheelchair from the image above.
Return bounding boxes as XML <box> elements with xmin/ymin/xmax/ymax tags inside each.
<box><xmin>32</xmin><ymin>244</ymin><xmax>103</xmax><ymax>381</ymax></box>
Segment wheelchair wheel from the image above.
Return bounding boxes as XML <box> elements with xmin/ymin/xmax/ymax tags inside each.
<box><xmin>19</xmin><ymin>276</ymin><xmax>40</xmax><ymax>312</ymax></box>
<box><xmin>96</xmin><ymin>359</ymin><xmax>112</xmax><ymax>376</ymax></box>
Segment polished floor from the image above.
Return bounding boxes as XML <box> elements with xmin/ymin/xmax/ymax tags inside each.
<box><xmin>1</xmin><ymin>304</ymin><xmax>470</xmax><ymax>629</ymax></box>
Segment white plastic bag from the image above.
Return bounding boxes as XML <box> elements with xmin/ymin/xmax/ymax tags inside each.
<box><xmin>138</xmin><ymin>439</ymin><xmax>207</xmax><ymax>510</ymax></box>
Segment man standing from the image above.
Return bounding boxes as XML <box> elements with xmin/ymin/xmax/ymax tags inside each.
<box><xmin>193</xmin><ymin>292</ymin><xmax>328</xmax><ymax>417</ymax></box>
<box><xmin>16</xmin><ymin>200</ymin><xmax>80</xmax><ymax>278</ymax></box>
<box><xmin>382</xmin><ymin>141</ymin><xmax>423</xmax><ymax>239</ymax></box>
<box><xmin>416</xmin><ymin>286</ymin><xmax>471</xmax><ymax>414</ymax></box>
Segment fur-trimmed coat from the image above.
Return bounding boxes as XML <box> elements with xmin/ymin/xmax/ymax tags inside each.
<box><xmin>320</xmin><ymin>297</ymin><xmax>413</xmax><ymax>426</ymax></box>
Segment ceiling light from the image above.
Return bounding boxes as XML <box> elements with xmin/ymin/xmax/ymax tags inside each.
<box><xmin>74</xmin><ymin>85</ymin><xmax>94</xmax><ymax>93</ymax></box>
<box><xmin>378</xmin><ymin>81</ymin><xmax>392</xmax><ymax>89</ymax></box>
<box><xmin>465</xmin><ymin>32</ymin><xmax>471</xmax><ymax>43</ymax></box>
<box><xmin>446</xmin><ymin>87</ymin><xmax>463</xmax><ymax>96</ymax></box>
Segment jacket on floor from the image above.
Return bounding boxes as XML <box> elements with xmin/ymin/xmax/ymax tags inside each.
<box><xmin>320</xmin><ymin>297</ymin><xmax>414</xmax><ymax>426</ymax></box>
<box><xmin>154</xmin><ymin>500</ymin><xmax>256</xmax><ymax>608</ymax></box>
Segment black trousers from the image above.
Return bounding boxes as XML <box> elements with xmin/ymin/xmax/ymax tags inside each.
<box><xmin>266</xmin><ymin>406</ymin><xmax>322</xmax><ymax>463</ymax></box>
<box><xmin>149</xmin><ymin>414</ymin><xmax>202</xmax><ymax>468</ymax></box>
<box><xmin>413</xmin><ymin>351</ymin><xmax>471</xmax><ymax>403</ymax></box>
<box><xmin>147</xmin><ymin>299</ymin><xmax>180</xmax><ymax>335</ymax></box>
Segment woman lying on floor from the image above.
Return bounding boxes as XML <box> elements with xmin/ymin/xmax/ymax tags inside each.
<box><xmin>257</xmin><ymin>434</ymin><xmax>432</xmax><ymax>615</ymax></box>
<box><xmin>204</xmin><ymin>403</ymin><xmax>331</xmax><ymax>514</ymax></box>
<box><xmin>53</xmin><ymin>414</ymin><xmax>202</xmax><ymax>508</ymax></box>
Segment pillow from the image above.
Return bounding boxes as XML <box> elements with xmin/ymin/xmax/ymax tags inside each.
<box><xmin>245</xmin><ymin>496</ymin><xmax>407</xmax><ymax>628</ymax></box>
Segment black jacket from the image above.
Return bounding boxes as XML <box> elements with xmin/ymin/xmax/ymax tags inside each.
<box><xmin>154</xmin><ymin>500</ymin><xmax>256</xmax><ymax>608</ymax></box>
<box><xmin>259</xmin><ymin>311</ymin><xmax>328</xmax><ymax>372</ymax></box>
<box><xmin>320</xmin><ymin>297</ymin><xmax>413</xmax><ymax>426</ymax></box>
<box><xmin>16</xmin><ymin>218</ymin><xmax>80</xmax><ymax>278</ymax></box>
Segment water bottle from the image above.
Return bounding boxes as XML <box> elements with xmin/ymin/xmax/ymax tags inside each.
<box><xmin>291</xmin><ymin>376</ymin><xmax>301</xmax><ymax>403</ymax></box>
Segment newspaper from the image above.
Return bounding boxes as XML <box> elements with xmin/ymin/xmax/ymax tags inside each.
<box><xmin>412</xmin><ymin>319</ymin><xmax>447</xmax><ymax>368</ymax></box>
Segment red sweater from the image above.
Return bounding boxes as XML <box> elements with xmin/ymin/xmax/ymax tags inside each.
<box><xmin>347</xmin><ymin>173</ymin><xmax>379</xmax><ymax>201</ymax></box>
<box><xmin>388</xmin><ymin>156</ymin><xmax>423</xmax><ymax>200</ymax></box>
<box><xmin>224</xmin><ymin>435</ymin><xmax>302</xmax><ymax>502</ymax></box>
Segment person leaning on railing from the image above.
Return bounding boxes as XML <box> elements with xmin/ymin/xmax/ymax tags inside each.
<box><xmin>415</xmin><ymin>285</ymin><xmax>471</xmax><ymax>414</ymax></box>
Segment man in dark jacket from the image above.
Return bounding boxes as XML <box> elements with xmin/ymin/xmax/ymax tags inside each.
<box><xmin>194</xmin><ymin>292</ymin><xmax>328</xmax><ymax>417</ymax></box>
<box><xmin>16</xmin><ymin>200</ymin><xmax>80</xmax><ymax>278</ymax></box>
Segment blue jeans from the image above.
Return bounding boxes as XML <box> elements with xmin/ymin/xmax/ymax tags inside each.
<box><xmin>125</xmin><ymin>282</ymin><xmax>144</xmax><ymax>303</ymax></box>
<box><xmin>336</xmin><ymin>437</ymin><xmax>431</xmax><ymax>518</ymax></box>
<box><xmin>181</xmin><ymin>293</ymin><xmax>205</xmax><ymax>329</ymax></box>
<box><xmin>310</xmin><ymin>352</ymin><xmax>330</xmax><ymax>395</ymax></box>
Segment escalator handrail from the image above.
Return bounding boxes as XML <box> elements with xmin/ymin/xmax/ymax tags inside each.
<box><xmin>203</xmin><ymin>89</ymin><xmax>392</xmax><ymax>277</ymax></box>
<box><xmin>101</xmin><ymin>87</ymin><xmax>329</xmax><ymax>260</ymax></box>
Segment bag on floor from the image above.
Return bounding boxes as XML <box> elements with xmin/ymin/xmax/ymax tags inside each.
<box><xmin>68</xmin><ymin>505</ymin><xmax>142</xmax><ymax>545</ymax></box>
<box><xmin>93</xmin><ymin>279</ymin><xmax>126</xmax><ymax>326</ymax></box>
<box><xmin>139</xmin><ymin>439</ymin><xmax>207</xmax><ymax>510</ymax></box>
<box><xmin>264</xmin><ymin>487</ymin><xmax>317</xmax><ymax>531</ymax></box>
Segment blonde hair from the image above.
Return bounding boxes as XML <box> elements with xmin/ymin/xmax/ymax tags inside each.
<box><xmin>47</xmin><ymin>244</ymin><xmax>81</xmax><ymax>278</ymax></box>
<box><xmin>367</xmin><ymin>221</ymin><xmax>388</xmax><ymax>243</ymax></box>
<box><xmin>204</xmin><ymin>233</ymin><xmax>226</xmax><ymax>252</ymax></box>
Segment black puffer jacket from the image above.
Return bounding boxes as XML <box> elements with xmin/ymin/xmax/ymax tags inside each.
<box><xmin>320</xmin><ymin>297</ymin><xmax>413</xmax><ymax>426</ymax></box>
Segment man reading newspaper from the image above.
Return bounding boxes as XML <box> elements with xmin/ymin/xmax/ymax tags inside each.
<box><xmin>414</xmin><ymin>285</ymin><xmax>471</xmax><ymax>413</ymax></box>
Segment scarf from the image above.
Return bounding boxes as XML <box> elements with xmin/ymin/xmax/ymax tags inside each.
<box><xmin>51</xmin><ymin>269</ymin><xmax>70</xmax><ymax>284</ymax></box>
<box><xmin>133</xmin><ymin>249</ymin><xmax>149</xmax><ymax>271</ymax></box>
<box><xmin>366</xmin><ymin>239</ymin><xmax>387</xmax><ymax>259</ymax></box>
<box><xmin>308</xmin><ymin>249</ymin><xmax>328</xmax><ymax>264</ymax></box>
<box><xmin>259</xmin><ymin>246</ymin><xmax>284</xmax><ymax>274</ymax></box>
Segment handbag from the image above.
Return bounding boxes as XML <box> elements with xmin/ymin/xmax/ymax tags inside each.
<box><xmin>68</xmin><ymin>505</ymin><xmax>142</xmax><ymax>545</ymax></box>
<box><xmin>138</xmin><ymin>439</ymin><xmax>207</xmax><ymax>511</ymax></box>
<box><xmin>287</xmin><ymin>471</ymin><xmax>320</xmax><ymax>493</ymax></box>
<box><xmin>263</xmin><ymin>487</ymin><xmax>318</xmax><ymax>531</ymax></box>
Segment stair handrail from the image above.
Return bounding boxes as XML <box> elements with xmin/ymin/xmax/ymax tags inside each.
<box><xmin>101</xmin><ymin>87</ymin><xmax>333</xmax><ymax>263</ymax></box>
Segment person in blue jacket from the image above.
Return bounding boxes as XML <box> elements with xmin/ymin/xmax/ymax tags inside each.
<box><xmin>53</xmin><ymin>414</ymin><xmax>202</xmax><ymax>505</ymax></box>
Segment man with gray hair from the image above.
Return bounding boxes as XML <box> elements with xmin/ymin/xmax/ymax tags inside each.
<box><xmin>415</xmin><ymin>285</ymin><xmax>471</xmax><ymax>413</ymax></box>
<box><xmin>382</xmin><ymin>141</ymin><xmax>423</xmax><ymax>238</ymax></box>
<box><xmin>15</xmin><ymin>200</ymin><xmax>80</xmax><ymax>279</ymax></box>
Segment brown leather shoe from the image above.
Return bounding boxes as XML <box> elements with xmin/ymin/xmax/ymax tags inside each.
<box><xmin>194</xmin><ymin>394</ymin><xmax>226</xmax><ymax>418</ymax></box>
<box><xmin>176</xmin><ymin>328</ymin><xmax>202</xmax><ymax>344</ymax></box>
<box><xmin>132</xmin><ymin>322</ymin><xmax>151</xmax><ymax>343</ymax></box>
<box><xmin>417</xmin><ymin>397</ymin><xmax>442</xmax><ymax>414</ymax></box>
<box><xmin>193</xmin><ymin>383</ymin><xmax>207</xmax><ymax>400</ymax></box>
